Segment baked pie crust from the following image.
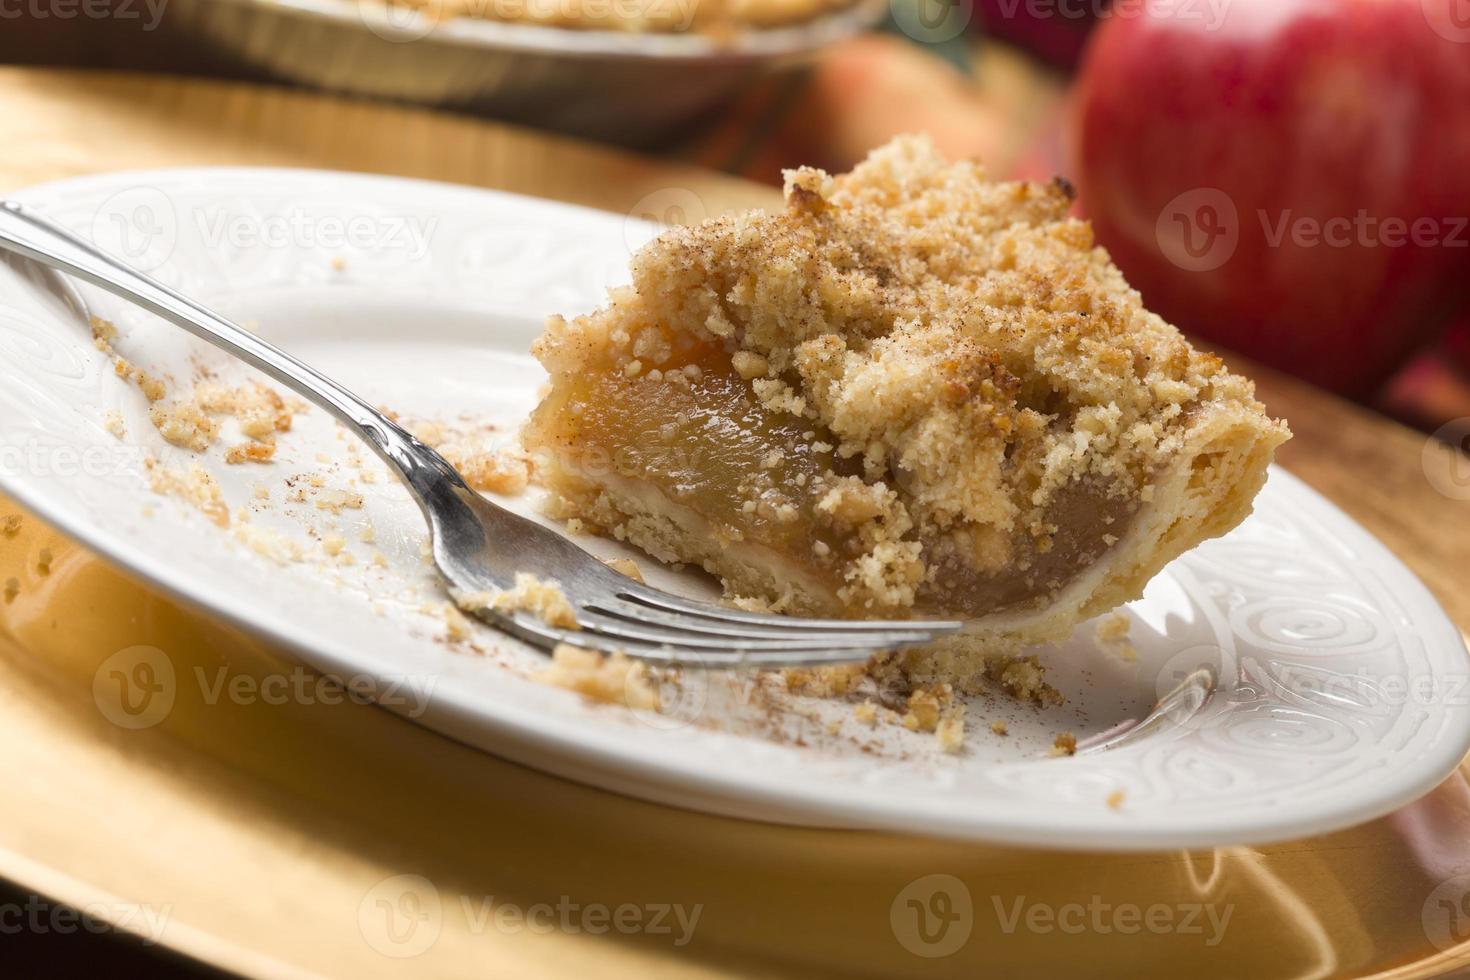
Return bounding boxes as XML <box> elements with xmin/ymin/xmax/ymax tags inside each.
<box><xmin>389</xmin><ymin>0</ymin><xmax>851</xmax><ymax>33</ymax></box>
<box><xmin>524</xmin><ymin>136</ymin><xmax>1289</xmax><ymax>655</ymax></box>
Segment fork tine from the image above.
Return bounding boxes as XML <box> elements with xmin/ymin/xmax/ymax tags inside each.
<box><xmin>574</xmin><ymin>608</ymin><xmax>936</xmax><ymax>651</ymax></box>
<box><xmin>615</xmin><ymin>586</ymin><xmax>965</xmax><ymax>636</ymax></box>
<box><xmin>487</xmin><ymin>611</ymin><xmax>888</xmax><ymax>668</ymax></box>
<box><xmin>581</xmin><ymin>601</ymin><xmax>940</xmax><ymax>644</ymax></box>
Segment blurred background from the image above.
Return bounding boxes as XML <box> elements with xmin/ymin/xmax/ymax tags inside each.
<box><xmin>5</xmin><ymin>0</ymin><xmax>1470</xmax><ymax>438</ymax></box>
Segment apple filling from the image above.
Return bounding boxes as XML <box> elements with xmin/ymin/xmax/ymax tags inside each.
<box><xmin>527</xmin><ymin>334</ymin><xmax>1141</xmax><ymax>618</ymax></box>
<box><xmin>523</xmin><ymin>136</ymin><xmax>1289</xmax><ymax>651</ymax></box>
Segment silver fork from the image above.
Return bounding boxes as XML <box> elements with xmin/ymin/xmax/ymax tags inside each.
<box><xmin>0</xmin><ymin>200</ymin><xmax>963</xmax><ymax>667</ymax></box>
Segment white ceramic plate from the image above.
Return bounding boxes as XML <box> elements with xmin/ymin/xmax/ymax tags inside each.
<box><xmin>3</xmin><ymin>168</ymin><xmax>1468</xmax><ymax>851</ymax></box>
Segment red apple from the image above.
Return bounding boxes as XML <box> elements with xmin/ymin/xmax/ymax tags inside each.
<box><xmin>1070</xmin><ymin>0</ymin><xmax>1470</xmax><ymax>396</ymax></box>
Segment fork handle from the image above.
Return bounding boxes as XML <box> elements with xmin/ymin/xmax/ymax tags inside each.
<box><xmin>0</xmin><ymin>199</ymin><xmax>465</xmax><ymax>499</ymax></box>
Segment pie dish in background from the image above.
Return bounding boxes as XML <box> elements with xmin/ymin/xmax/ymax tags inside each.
<box><xmin>155</xmin><ymin>0</ymin><xmax>886</xmax><ymax>146</ymax></box>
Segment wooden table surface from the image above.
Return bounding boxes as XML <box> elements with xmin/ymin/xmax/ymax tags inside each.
<box><xmin>2</xmin><ymin>67</ymin><xmax>1469</xmax><ymax>979</ymax></box>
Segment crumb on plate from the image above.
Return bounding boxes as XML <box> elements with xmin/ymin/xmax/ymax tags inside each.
<box><xmin>782</xmin><ymin>663</ymin><xmax>866</xmax><ymax>698</ymax></box>
<box><xmin>537</xmin><ymin>643</ymin><xmax>659</xmax><ymax>710</ymax></box>
<box><xmin>901</xmin><ymin>685</ymin><xmax>951</xmax><ymax>732</ymax></box>
<box><xmin>232</xmin><ymin>523</ymin><xmax>304</xmax><ymax>564</ymax></box>
<box><xmin>147</xmin><ymin>461</ymin><xmax>230</xmax><ymax>528</ymax></box>
<box><xmin>225</xmin><ymin>441</ymin><xmax>277</xmax><ymax>465</ymax></box>
<box><xmin>1095</xmin><ymin>611</ymin><xmax>1139</xmax><ymax>663</ymax></box>
<box><xmin>314</xmin><ymin>488</ymin><xmax>364</xmax><ymax>514</ymax></box>
<box><xmin>935</xmin><ymin>711</ymin><xmax>965</xmax><ymax>753</ymax></box>
<box><xmin>149</xmin><ymin>401</ymin><xmax>220</xmax><ymax>452</ymax></box>
<box><xmin>454</xmin><ymin>573</ymin><xmax>580</xmax><ymax>631</ymax></box>
<box><xmin>984</xmin><ymin>655</ymin><xmax>1065</xmax><ymax>706</ymax></box>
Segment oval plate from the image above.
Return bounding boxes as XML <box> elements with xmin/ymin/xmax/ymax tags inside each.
<box><xmin>2</xmin><ymin>168</ymin><xmax>1467</xmax><ymax>850</ymax></box>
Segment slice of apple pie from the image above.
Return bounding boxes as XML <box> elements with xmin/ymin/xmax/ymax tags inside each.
<box><xmin>524</xmin><ymin>136</ymin><xmax>1289</xmax><ymax>654</ymax></box>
